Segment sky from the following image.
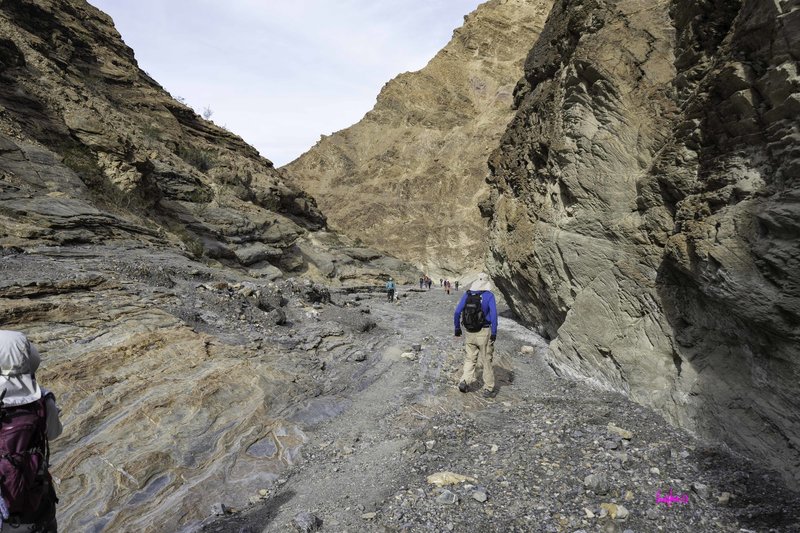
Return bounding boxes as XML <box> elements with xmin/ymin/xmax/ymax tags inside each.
<box><xmin>88</xmin><ymin>0</ymin><xmax>483</xmax><ymax>166</ymax></box>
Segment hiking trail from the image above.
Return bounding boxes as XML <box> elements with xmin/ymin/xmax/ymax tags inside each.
<box><xmin>201</xmin><ymin>285</ymin><xmax>800</xmax><ymax>533</ymax></box>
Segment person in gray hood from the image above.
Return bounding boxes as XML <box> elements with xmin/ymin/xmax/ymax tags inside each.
<box><xmin>0</xmin><ymin>330</ymin><xmax>62</xmax><ymax>532</ymax></box>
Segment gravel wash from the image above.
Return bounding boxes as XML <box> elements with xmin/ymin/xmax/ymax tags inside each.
<box><xmin>203</xmin><ymin>286</ymin><xmax>800</xmax><ymax>533</ymax></box>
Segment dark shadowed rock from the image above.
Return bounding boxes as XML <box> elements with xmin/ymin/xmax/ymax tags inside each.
<box><xmin>292</xmin><ymin>511</ymin><xmax>322</xmax><ymax>532</ymax></box>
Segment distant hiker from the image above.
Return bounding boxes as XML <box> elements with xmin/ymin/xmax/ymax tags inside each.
<box><xmin>454</xmin><ymin>280</ymin><xmax>459</xmax><ymax>291</ymax></box>
<box><xmin>445</xmin><ymin>280</ymin><xmax>451</xmax><ymax>295</ymax></box>
<box><xmin>419</xmin><ymin>277</ymin><xmax>424</xmax><ymax>289</ymax></box>
<box><xmin>0</xmin><ymin>330</ymin><xmax>62</xmax><ymax>532</ymax></box>
<box><xmin>453</xmin><ymin>273</ymin><xmax>498</xmax><ymax>398</ymax></box>
<box><xmin>386</xmin><ymin>278</ymin><xmax>396</xmax><ymax>302</ymax></box>
<box><xmin>440</xmin><ymin>279</ymin><xmax>443</xmax><ymax>287</ymax></box>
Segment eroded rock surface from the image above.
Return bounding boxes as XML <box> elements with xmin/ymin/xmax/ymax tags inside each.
<box><xmin>0</xmin><ymin>0</ymin><xmax>419</xmax><ymax>286</ymax></box>
<box><xmin>285</xmin><ymin>0</ymin><xmax>554</xmax><ymax>274</ymax></box>
<box><xmin>0</xmin><ymin>1</ymin><xmax>423</xmax><ymax>530</ymax></box>
<box><xmin>1</xmin><ymin>246</ymin><xmax>404</xmax><ymax>531</ymax></box>
<box><xmin>485</xmin><ymin>0</ymin><xmax>800</xmax><ymax>485</ymax></box>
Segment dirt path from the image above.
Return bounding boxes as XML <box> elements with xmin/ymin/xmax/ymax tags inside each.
<box><xmin>202</xmin><ymin>285</ymin><xmax>800</xmax><ymax>533</ymax></box>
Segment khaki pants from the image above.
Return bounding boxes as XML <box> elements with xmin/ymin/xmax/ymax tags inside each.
<box><xmin>460</xmin><ymin>327</ymin><xmax>495</xmax><ymax>391</ymax></box>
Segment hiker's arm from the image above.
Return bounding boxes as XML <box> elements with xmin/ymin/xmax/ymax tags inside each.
<box><xmin>45</xmin><ymin>396</ymin><xmax>63</xmax><ymax>440</ymax></box>
<box><xmin>453</xmin><ymin>293</ymin><xmax>468</xmax><ymax>333</ymax></box>
<box><xmin>487</xmin><ymin>293</ymin><xmax>498</xmax><ymax>337</ymax></box>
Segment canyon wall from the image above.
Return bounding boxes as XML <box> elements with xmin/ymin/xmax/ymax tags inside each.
<box><xmin>286</xmin><ymin>0</ymin><xmax>554</xmax><ymax>275</ymax></box>
<box><xmin>0</xmin><ymin>1</ymin><xmax>419</xmax><ymax>530</ymax></box>
<box><xmin>485</xmin><ymin>0</ymin><xmax>800</xmax><ymax>483</ymax></box>
<box><xmin>0</xmin><ymin>0</ymin><xmax>418</xmax><ymax>285</ymax></box>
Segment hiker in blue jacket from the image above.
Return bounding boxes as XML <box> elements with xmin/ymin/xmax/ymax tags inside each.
<box><xmin>453</xmin><ymin>273</ymin><xmax>498</xmax><ymax>398</ymax></box>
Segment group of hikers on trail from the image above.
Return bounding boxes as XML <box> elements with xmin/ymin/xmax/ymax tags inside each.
<box><xmin>0</xmin><ymin>330</ymin><xmax>63</xmax><ymax>532</ymax></box>
<box><xmin>416</xmin><ymin>276</ymin><xmax>460</xmax><ymax>293</ymax></box>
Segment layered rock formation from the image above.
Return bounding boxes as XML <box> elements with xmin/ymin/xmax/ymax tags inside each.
<box><xmin>285</xmin><ymin>0</ymin><xmax>553</xmax><ymax>274</ymax></box>
<box><xmin>0</xmin><ymin>1</ymin><xmax>421</xmax><ymax>530</ymax></box>
<box><xmin>0</xmin><ymin>0</ymin><xmax>419</xmax><ymax>285</ymax></box>
<box><xmin>485</xmin><ymin>0</ymin><xmax>800</xmax><ymax>484</ymax></box>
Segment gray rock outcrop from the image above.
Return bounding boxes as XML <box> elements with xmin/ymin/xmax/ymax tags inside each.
<box><xmin>0</xmin><ymin>1</ymin><xmax>422</xmax><ymax>531</ymax></box>
<box><xmin>0</xmin><ymin>0</ymin><xmax>419</xmax><ymax>286</ymax></box>
<box><xmin>485</xmin><ymin>0</ymin><xmax>800</xmax><ymax>484</ymax></box>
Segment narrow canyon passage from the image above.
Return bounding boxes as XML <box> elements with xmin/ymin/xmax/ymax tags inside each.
<box><xmin>202</xmin><ymin>286</ymin><xmax>800</xmax><ymax>533</ymax></box>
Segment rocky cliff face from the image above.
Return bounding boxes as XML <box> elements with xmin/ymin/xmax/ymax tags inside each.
<box><xmin>285</xmin><ymin>0</ymin><xmax>553</xmax><ymax>275</ymax></box>
<box><xmin>0</xmin><ymin>1</ymin><xmax>420</xmax><ymax>530</ymax></box>
<box><xmin>486</xmin><ymin>0</ymin><xmax>800</xmax><ymax>484</ymax></box>
<box><xmin>0</xmin><ymin>0</ymin><xmax>419</xmax><ymax>285</ymax></box>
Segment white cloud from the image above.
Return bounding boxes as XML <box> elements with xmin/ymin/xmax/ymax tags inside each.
<box><xmin>89</xmin><ymin>0</ymin><xmax>482</xmax><ymax>165</ymax></box>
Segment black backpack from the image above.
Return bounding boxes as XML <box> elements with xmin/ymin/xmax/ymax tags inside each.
<box><xmin>461</xmin><ymin>292</ymin><xmax>485</xmax><ymax>332</ymax></box>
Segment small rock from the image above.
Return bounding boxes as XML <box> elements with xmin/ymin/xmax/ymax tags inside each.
<box><xmin>436</xmin><ymin>489</ymin><xmax>458</xmax><ymax>505</ymax></box>
<box><xmin>353</xmin><ymin>351</ymin><xmax>367</xmax><ymax>362</ymax></box>
<box><xmin>650</xmin><ymin>467</ymin><xmax>660</xmax><ymax>475</ymax></box>
<box><xmin>691</xmin><ymin>482</ymin><xmax>709</xmax><ymax>499</ymax></box>
<box><xmin>603</xmin><ymin>440</ymin><xmax>619</xmax><ymax>450</ymax></box>
<box><xmin>412</xmin><ymin>343</ymin><xmax>422</xmax><ymax>352</ymax></box>
<box><xmin>292</xmin><ymin>511</ymin><xmax>322</xmax><ymax>532</ymax></box>
<box><xmin>717</xmin><ymin>491</ymin><xmax>731</xmax><ymax>505</ymax></box>
<box><xmin>426</xmin><ymin>471</ymin><xmax>477</xmax><ymax>486</ymax></box>
<box><xmin>400</xmin><ymin>351</ymin><xmax>417</xmax><ymax>360</ymax></box>
<box><xmin>600</xmin><ymin>503</ymin><xmax>628</xmax><ymax>520</ymax></box>
<box><xmin>490</xmin><ymin>444</ymin><xmax>499</xmax><ymax>453</ymax></box>
<box><xmin>572</xmin><ymin>430</ymin><xmax>584</xmax><ymax>438</ymax></box>
<box><xmin>520</xmin><ymin>345</ymin><xmax>535</xmax><ymax>354</ymax></box>
<box><xmin>624</xmin><ymin>490</ymin><xmax>634</xmax><ymax>501</ymax></box>
<box><xmin>646</xmin><ymin>508</ymin><xmax>659</xmax><ymax>520</ymax></box>
<box><xmin>472</xmin><ymin>490</ymin><xmax>488</xmax><ymax>503</ymax></box>
<box><xmin>259</xmin><ymin>489</ymin><xmax>269</xmax><ymax>497</ymax></box>
<box><xmin>584</xmin><ymin>473</ymin><xmax>609</xmax><ymax>494</ymax></box>
<box><xmin>361</xmin><ymin>512</ymin><xmax>377</xmax><ymax>520</ymax></box>
<box><xmin>607</xmin><ymin>423</ymin><xmax>633</xmax><ymax>440</ymax></box>
<box><xmin>584</xmin><ymin>508</ymin><xmax>595</xmax><ymax>518</ymax></box>
<box><xmin>210</xmin><ymin>503</ymin><xmax>227</xmax><ymax>516</ymax></box>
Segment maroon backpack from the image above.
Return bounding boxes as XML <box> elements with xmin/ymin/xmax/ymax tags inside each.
<box><xmin>0</xmin><ymin>392</ymin><xmax>52</xmax><ymax>517</ymax></box>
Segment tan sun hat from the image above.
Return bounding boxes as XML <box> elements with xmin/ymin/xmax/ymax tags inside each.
<box><xmin>0</xmin><ymin>330</ymin><xmax>43</xmax><ymax>406</ymax></box>
<box><xmin>470</xmin><ymin>273</ymin><xmax>492</xmax><ymax>292</ymax></box>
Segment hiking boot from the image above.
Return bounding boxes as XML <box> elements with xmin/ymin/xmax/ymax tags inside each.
<box><xmin>458</xmin><ymin>380</ymin><xmax>468</xmax><ymax>393</ymax></box>
<box><xmin>481</xmin><ymin>388</ymin><xmax>496</xmax><ymax>398</ymax></box>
